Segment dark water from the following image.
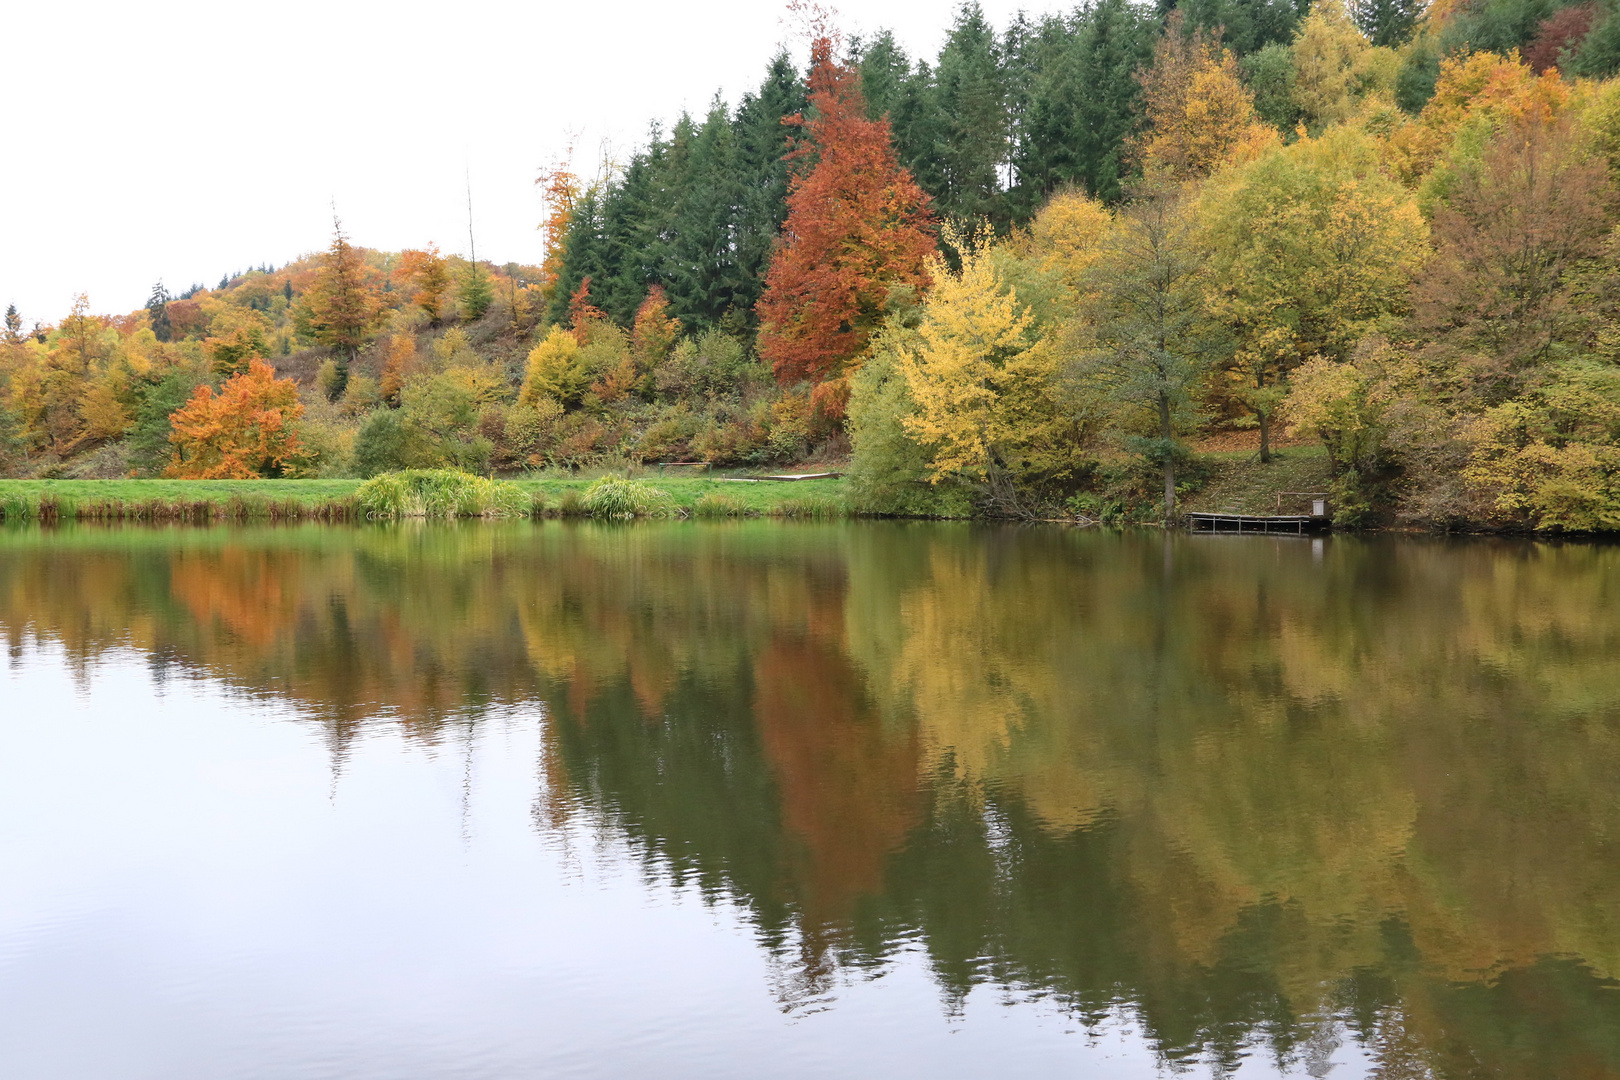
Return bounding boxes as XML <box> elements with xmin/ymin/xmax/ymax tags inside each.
<box><xmin>0</xmin><ymin>522</ymin><xmax>1617</xmax><ymax>1079</ymax></box>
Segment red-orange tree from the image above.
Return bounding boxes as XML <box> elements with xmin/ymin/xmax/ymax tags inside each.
<box><xmin>756</xmin><ymin>30</ymin><xmax>935</xmax><ymax>399</ymax></box>
<box><xmin>166</xmin><ymin>361</ymin><xmax>304</xmax><ymax>478</ymax></box>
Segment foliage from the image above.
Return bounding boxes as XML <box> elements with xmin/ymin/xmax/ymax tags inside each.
<box><xmin>1074</xmin><ymin>184</ymin><xmax>1214</xmax><ymax>519</ymax></box>
<box><xmin>1133</xmin><ymin>16</ymin><xmax>1279</xmax><ymax>181</ymax></box>
<box><xmin>847</xmin><ymin>323</ymin><xmax>975</xmax><ymax>517</ymax></box>
<box><xmin>895</xmin><ymin>232</ymin><xmax>1077</xmax><ymax>511</ymax></box>
<box><xmin>1199</xmin><ymin>125</ymin><xmax>1429</xmax><ymax>459</ymax></box>
<box><xmin>398</xmin><ymin>245</ymin><xmax>450</xmax><ymax>324</ymax></box>
<box><xmin>1292</xmin><ymin>0</ymin><xmax>1373</xmax><ymax>131</ymax></box>
<box><xmin>166</xmin><ymin>361</ymin><xmax>304</xmax><ymax>479</ymax></box>
<box><xmin>354</xmin><ymin>468</ymin><xmax>528</xmax><ymax>519</ymax></box>
<box><xmin>293</xmin><ymin>217</ymin><xmax>383</xmax><ymax>364</ymax></box>
<box><xmin>520</xmin><ymin>326</ymin><xmax>590</xmax><ymax>408</ymax></box>
<box><xmin>1416</xmin><ymin>113</ymin><xmax>1613</xmax><ymax>375</ymax></box>
<box><xmin>1462</xmin><ymin>361</ymin><xmax>1620</xmax><ymax>530</ymax></box>
<box><xmin>581</xmin><ymin>476</ymin><xmax>676</xmax><ymax>518</ymax></box>
<box><xmin>756</xmin><ymin>31</ymin><xmax>936</xmax><ymax>391</ymax></box>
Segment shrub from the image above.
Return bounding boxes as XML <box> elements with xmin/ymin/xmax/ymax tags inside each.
<box><xmin>692</xmin><ymin>492</ymin><xmax>748</xmax><ymax>517</ymax></box>
<box><xmin>354</xmin><ymin>409</ymin><xmax>419</xmax><ymax>477</ymax></box>
<box><xmin>581</xmin><ymin>477</ymin><xmax>676</xmax><ymax>518</ymax></box>
<box><xmin>770</xmin><ymin>495</ymin><xmax>845</xmax><ymax>519</ymax></box>
<box><xmin>556</xmin><ymin>488</ymin><xmax>587</xmax><ymax>517</ymax></box>
<box><xmin>355</xmin><ymin>469</ymin><xmax>529</xmax><ymax>519</ymax></box>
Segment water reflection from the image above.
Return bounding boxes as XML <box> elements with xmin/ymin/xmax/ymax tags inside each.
<box><xmin>2</xmin><ymin>521</ymin><xmax>1618</xmax><ymax>1077</ymax></box>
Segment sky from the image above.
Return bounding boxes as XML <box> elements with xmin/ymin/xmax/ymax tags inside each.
<box><xmin>0</xmin><ymin>0</ymin><xmax>1068</xmax><ymax>327</ymax></box>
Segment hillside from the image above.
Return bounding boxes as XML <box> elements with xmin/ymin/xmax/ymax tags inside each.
<box><xmin>4</xmin><ymin>0</ymin><xmax>1620</xmax><ymax>530</ymax></box>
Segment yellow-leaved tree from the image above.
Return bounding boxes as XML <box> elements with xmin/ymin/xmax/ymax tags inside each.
<box><xmin>1199</xmin><ymin>126</ymin><xmax>1429</xmax><ymax>460</ymax></box>
<box><xmin>1132</xmin><ymin>15</ymin><xmax>1279</xmax><ymax>182</ymax></box>
<box><xmin>519</xmin><ymin>326</ymin><xmax>589</xmax><ymax>408</ymax></box>
<box><xmin>1291</xmin><ymin>0</ymin><xmax>1370</xmax><ymax>131</ymax></box>
<box><xmin>897</xmin><ymin>235</ymin><xmax>1071</xmax><ymax>512</ymax></box>
<box><xmin>1022</xmin><ymin>189</ymin><xmax>1112</xmax><ymax>300</ymax></box>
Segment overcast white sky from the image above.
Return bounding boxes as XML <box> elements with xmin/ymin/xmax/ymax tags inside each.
<box><xmin>1</xmin><ymin>0</ymin><xmax>1068</xmax><ymax>326</ymax></box>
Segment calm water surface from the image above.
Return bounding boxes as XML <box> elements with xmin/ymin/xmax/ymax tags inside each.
<box><xmin>0</xmin><ymin>521</ymin><xmax>1617</xmax><ymax>1079</ymax></box>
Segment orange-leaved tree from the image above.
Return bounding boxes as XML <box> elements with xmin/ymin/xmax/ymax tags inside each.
<box><xmin>295</xmin><ymin>216</ymin><xmax>383</xmax><ymax>369</ymax></box>
<box><xmin>755</xmin><ymin>24</ymin><xmax>935</xmax><ymax>412</ymax></box>
<box><xmin>166</xmin><ymin>360</ymin><xmax>303</xmax><ymax>478</ymax></box>
<box><xmin>397</xmin><ymin>244</ymin><xmax>450</xmax><ymax>325</ymax></box>
<box><xmin>535</xmin><ymin>147</ymin><xmax>581</xmax><ymax>311</ymax></box>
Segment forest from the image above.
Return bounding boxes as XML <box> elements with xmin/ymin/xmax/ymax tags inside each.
<box><xmin>5</xmin><ymin>0</ymin><xmax>1620</xmax><ymax>530</ymax></box>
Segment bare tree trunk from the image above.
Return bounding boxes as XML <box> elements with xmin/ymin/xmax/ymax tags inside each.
<box><xmin>1258</xmin><ymin>409</ymin><xmax>1272</xmax><ymax>464</ymax></box>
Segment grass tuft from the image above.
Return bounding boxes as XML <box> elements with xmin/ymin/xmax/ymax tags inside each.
<box><xmin>769</xmin><ymin>495</ymin><xmax>846</xmax><ymax>519</ymax></box>
<box><xmin>355</xmin><ymin>470</ymin><xmax>530</xmax><ymax>520</ymax></box>
<box><xmin>692</xmin><ymin>492</ymin><xmax>749</xmax><ymax>518</ymax></box>
<box><xmin>582</xmin><ymin>477</ymin><xmax>676</xmax><ymax>519</ymax></box>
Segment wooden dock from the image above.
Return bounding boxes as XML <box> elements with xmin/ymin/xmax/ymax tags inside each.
<box><xmin>1186</xmin><ymin>511</ymin><xmax>1329</xmax><ymax>534</ymax></box>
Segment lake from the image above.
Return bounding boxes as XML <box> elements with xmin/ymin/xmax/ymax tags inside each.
<box><xmin>0</xmin><ymin>521</ymin><xmax>1616</xmax><ymax>1079</ymax></box>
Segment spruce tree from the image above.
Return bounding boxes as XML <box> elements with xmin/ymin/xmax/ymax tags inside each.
<box><xmin>933</xmin><ymin>3</ymin><xmax>1010</xmax><ymax>228</ymax></box>
<box><xmin>730</xmin><ymin>51</ymin><xmax>805</xmax><ymax>331</ymax></box>
<box><xmin>146</xmin><ymin>282</ymin><xmax>173</xmax><ymax>343</ymax></box>
<box><xmin>3</xmin><ymin>304</ymin><xmax>21</xmax><ymax>345</ymax></box>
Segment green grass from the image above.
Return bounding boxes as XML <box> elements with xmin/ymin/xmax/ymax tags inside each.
<box><xmin>0</xmin><ymin>474</ymin><xmax>850</xmax><ymax>522</ymax></box>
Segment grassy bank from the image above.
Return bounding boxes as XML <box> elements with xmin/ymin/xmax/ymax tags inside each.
<box><xmin>1180</xmin><ymin>445</ymin><xmax>1334</xmax><ymax>517</ymax></box>
<box><xmin>0</xmin><ymin>473</ymin><xmax>851</xmax><ymax>523</ymax></box>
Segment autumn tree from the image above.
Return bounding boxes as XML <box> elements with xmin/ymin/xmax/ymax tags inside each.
<box><xmin>756</xmin><ymin>25</ymin><xmax>936</xmax><ymax>409</ymax></box>
<box><xmin>1417</xmin><ymin>113</ymin><xmax>1614</xmax><ymax>378</ymax></box>
<box><xmin>166</xmin><ymin>360</ymin><xmax>304</xmax><ymax>478</ymax></box>
<box><xmin>1076</xmin><ymin>184</ymin><xmax>1213</xmax><ymax>521</ymax></box>
<box><xmin>380</xmin><ymin>333</ymin><xmax>414</xmax><ymax>406</ymax></box>
<box><xmin>897</xmin><ymin>230</ymin><xmax>1071</xmax><ymax>512</ymax></box>
<box><xmin>535</xmin><ymin>150</ymin><xmax>581</xmax><ymax>312</ymax></box>
<box><xmin>1131</xmin><ymin>15</ymin><xmax>1278</xmax><ymax>182</ymax></box>
<box><xmin>1292</xmin><ymin>0</ymin><xmax>1371</xmax><ymax>131</ymax></box>
<box><xmin>458</xmin><ymin>259</ymin><xmax>493</xmax><ymax>322</ymax></box>
<box><xmin>1199</xmin><ymin>127</ymin><xmax>1429</xmax><ymax>460</ymax></box>
<box><xmin>295</xmin><ymin>217</ymin><xmax>382</xmax><ymax>395</ymax></box>
<box><xmin>631</xmin><ymin>285</ymin><xmax>681</xmax><ymax>392</ymax></box>
<box><xmin>397</xmin><ymin>245</ymin><xmax>449</xmax><ymax>325</ymax></box>
<box><xmin>520</xmin><ymin>326</ymin><xmax>590</xmax><ymax>408</ymax></box>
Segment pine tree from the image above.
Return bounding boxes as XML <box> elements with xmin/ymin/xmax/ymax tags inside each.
<box><xmin>1012</xmin><ymin>0</ymin><xmax>1156</xmax><ymax>207</ymax></box>
<box><xmin>294</xmin><ymin>216</ymin><xmax>383</xmax><ymax>383</ymax></box>
<box><xmin>730</xmin><ymin>50</ymin><xmax>806</xmax><ymax>331</ymax></box>
<box><xmin>933</xmin><ymin>3</ymin><xmax>1010</xmax><ymax>227</ymax></box>
<box><xmin>146</xmin><ymin>282</ymin><xmax>173</xmax><ymax>343</ymax></box>
<box><xmin>3</xmin><ymin>304</ymin><xmax>21</xmax><ymax>346</ymax></box>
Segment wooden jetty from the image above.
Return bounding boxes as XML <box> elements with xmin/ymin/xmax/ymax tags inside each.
<box><xmin>1187</xmin><ymin>492</ymin><xmax>1331</xmax><ymax>534</ymax></box>
<box><xmin>1186</xmin><ymin>511</ymin><xmax>1329</xmax><ymax>534</ymax></box>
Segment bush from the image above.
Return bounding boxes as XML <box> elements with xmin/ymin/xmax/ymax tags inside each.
<box><xmin>581</xmin><ymin>476</ymin><xmax>676</xmax><ymax>518</ymax></box>
<box><xmin>556</xmin><ymin>488</ymin><xmax>586</xmax><ymax>517</ymax></box>
<box><xmin>355</xmin><ymin>469</ymin><xmax>529</xmax><ymax>519</ymax></box>
<box><xmin>692</xmin><ymin>492</ymin><xmax>748</xmax><ymax>517</ymax></box>
<box><xmin>770</xmin><ymin>495</ymin><xmax>846</xmax><ymax>519</ymax></box>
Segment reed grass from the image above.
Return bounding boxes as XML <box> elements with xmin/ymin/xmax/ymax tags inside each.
<box><xmin>580</xmin><ymin>477</ymin><xmax>676</xmax><ymax>519</ymax></box>
<box><xmin>0</xmin><ymin>491</ymin><xmax>357</xmax><ymax>524</ymax></box>
<box><xmin>691</xmin><ymin>492</ymin><xmax>748</xmax><ymax>518</ymax></box>
<box><xmin>355</xmin><ymin>470</ymin><xmax>529</xmax><ymax>519</ymax></box>
<box><xmin>768</xmin><ymin>495</ymin><xmax>846</xmax><ymax>519</ymax></box>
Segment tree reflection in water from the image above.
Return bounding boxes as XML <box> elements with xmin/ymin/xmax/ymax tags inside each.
<box><xmin>2</xmin><ymin>520</ymin><xmax>1617</xmax><ymax>1077</ymax></box>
